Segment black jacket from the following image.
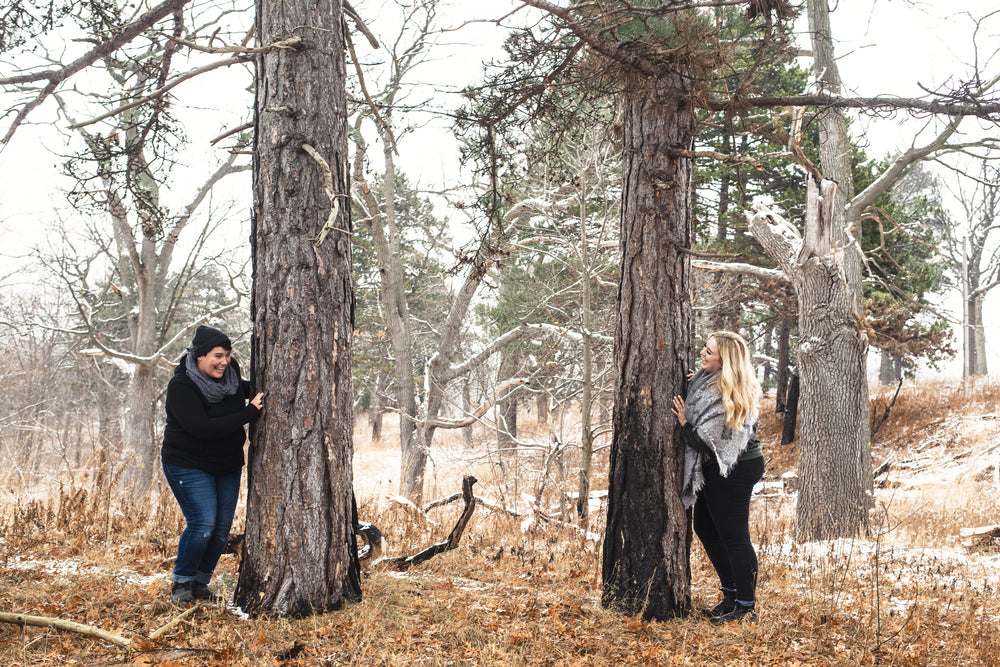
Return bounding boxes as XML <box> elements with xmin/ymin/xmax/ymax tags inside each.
<box><xmin>161</xmin><ymin>355</ymin><xmax>259</xmax><ymax>475</ymax></box>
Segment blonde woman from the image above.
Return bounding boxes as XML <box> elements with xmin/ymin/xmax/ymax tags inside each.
<box><xmin>671</xmin><ymin>331</ymin><xmax>763</xmax><ymax>624</ymax></box>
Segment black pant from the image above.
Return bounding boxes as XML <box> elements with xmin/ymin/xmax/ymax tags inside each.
<box><xmin>693</xmin><ymin>454</ymin><xmax>765</xmax><ymax>604</ymax></box>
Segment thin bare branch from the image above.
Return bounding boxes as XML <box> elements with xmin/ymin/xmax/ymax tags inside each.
<box><xmin>0</xmin><ymin>0</ymin><xmax>193</xmax><ymax>143</ymax></box>
<box><xmin>67</xmin><ymin>55</ymin><xmax>251</xmax><ymax>130</ymax></box>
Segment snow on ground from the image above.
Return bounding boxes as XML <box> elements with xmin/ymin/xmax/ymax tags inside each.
<box><xmin>6</xmin><ymin>555</ymin><xmax>168</xmax><ymax>588</ymax></box>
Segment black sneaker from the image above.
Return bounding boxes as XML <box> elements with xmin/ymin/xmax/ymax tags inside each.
<box><xmin>710</xmin><ymin>602</ymin><xmax>756</xmax><ymax>624</ymax></box>
<box><xmin>192</xmin><ymin>582</ymin><xmax>222</xmax><ymax>602</ymax></box>
<box><xmin>170</xmin><ymin>581</ymin><xmax>194</xmax><ymax>605</ymax></box>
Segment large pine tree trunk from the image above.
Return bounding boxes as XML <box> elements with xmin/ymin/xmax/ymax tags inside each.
<box><xmin>601</xmin><ymin>72</ymin><xmax>694</xmax><ymax>620</ymax></box>
<box><xmin>235</xmin><ymin>0</ymin><xmax>362</xmax><ymax>616</ymax></box>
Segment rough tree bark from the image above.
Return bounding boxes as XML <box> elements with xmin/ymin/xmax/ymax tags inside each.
<box><xmin>601</xmin><ymin>72</ymin><xmax>694</xmax><ymax>620</ymax></box>
<box><xmin>793</xmin><ymin>0</ymin><xmax>872</xmax><ymax>539</ymax></box>
<box><xmin>235</xmin><ymin>0</ymin><xmax>362</xmax><ymax>616</ymax></box>
<box><xmin>749</xmin><ymin>179</ymin><xmax>872</xmax><ymax>537</ymax></box>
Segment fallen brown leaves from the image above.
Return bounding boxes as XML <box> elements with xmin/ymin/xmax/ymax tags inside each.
<box><xmin>2</xmin><ymin>379</ymin><xmax>1000</xmax><ymax>665</ymax></box>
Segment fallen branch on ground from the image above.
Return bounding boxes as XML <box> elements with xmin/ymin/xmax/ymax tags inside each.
<box><xmin>0</xmin><ymin>611</ymin><xmax>132</xmax><ymax>648</ymax></box>
<box><xmin>377</xmin><ymin>476</ymin><xmax>477</xmax><ymax>571</ymax></box>
<box><xmin>149</xmin><ymin>605</ymin><xmax>202</xmax><ymax>641</ymax></box>
<box><xmin>388</xmin><ymin>494</ymin><xmax>440</xmax><ymax>528</ymax></box>
<box><xmin>960</xmin><ymin>525</ymin><xmax>1000</xmax><ymax>551</ymax></box>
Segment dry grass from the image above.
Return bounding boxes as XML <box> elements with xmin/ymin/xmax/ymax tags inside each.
<box><xmin>3</xmin><ymin>379</ymin><xmax>1000</xmax><ymax>665</ymax></box>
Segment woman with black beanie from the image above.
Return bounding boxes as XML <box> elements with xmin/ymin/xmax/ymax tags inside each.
<box><xmin>161</xmin><ymin>325</ymin><xmax>264</xmax><ymax>605</ymax></box>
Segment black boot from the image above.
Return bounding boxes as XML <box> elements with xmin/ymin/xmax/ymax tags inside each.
<box><xmin>192</xmin><ymin>582</ymin><xmax>222</xmax><ymax>602</ymax></box>
<box><xmin>701</xmin><ymin>589</ymin><xmax>736</xmax><ymax>617</ymax></box>
<box><xmin>170</xmin><ymin>581</ymin><xmax>194</xmax><ymax>605</ymax></box>
<box><xmin>710</xmin><ymin>601</ymin><xmax>756</xmax><ymax>624</ymax></box>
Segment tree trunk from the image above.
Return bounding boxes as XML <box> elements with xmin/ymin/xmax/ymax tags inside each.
<box><xmin>775</xmin><ymin>317</ymin><xmax>790</xmax><ymax>413</ymax></box>
<box><xmin>369</xmin><ymin>372</ymin><xmax>385</xmax><ymax>442</ymax></box>
<box><xmin>761</xmin><ymin>321</ymin><xmax>773</xmax><ymax>387</ymax></box>
<box><xmin>499</xmin><ymin>395</ymin><xmax>518</xmax><ymax>445</ymax></box>
<box><xmin>878</xmin><ymin>350</ymin><xmax>902</xmax><ymax>385</ymax></box>
<box><xmin>790</xmin><ymin>0</ymin><xmax>873</xmax><ymax>539</ymax></box>
<box><xmin>716</xmin><ymin>170</ymin><xmax>730</xmax><ymax>242</ymax></box>
<box><xmin>236</xmin><ymin>0</ymin><xmax>361</xmax><ymax>616</ymax></box>
<box><xmin>750</xmin><ymin>176</ymin><xmax>872</xmax><ymax>539</ymax></box>
<box><xmin>601</xmin><ymin>72</ymin><xmax>694</xmax><ymax>620</ymax></box>
<box><xmin>781</xmin><ymin>372</ymin><xmax>799</xmax><ymax>446</ymax></box>
<box><xmin>577</xmin><ymin>170</ymin><xmax>596</xmax><ymax>522</ymax></box>
<box><xmin>122</xmin><ymin>363</ymin><xmax>156</xmax><ymax>485</ymax></box>
<box><xmin>378</xmin><ymin>142</ymin><xmax>420</xmax><ymax>500</ymax></box>
<box><xmin>968</xmin><ymin>295</ymin><xmax>988</xmax><ymax>376</ymax></box>
<box><xmin>462</xmin><ymin>377</ymin><xmax>474</xmax><ymax>450</ymax></box>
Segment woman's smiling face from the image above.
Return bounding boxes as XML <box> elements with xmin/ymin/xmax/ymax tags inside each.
<box><xmin>196</xmin><ymin>346</ymin><xmax>231</xmax><ymax>379</ymax></box>
<box><xmin>700</xmin><ymin>336</ymin><xmax>722</xmax><ymax>373</ymax></box>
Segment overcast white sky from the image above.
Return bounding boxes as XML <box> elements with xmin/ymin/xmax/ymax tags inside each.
<box><xmin>1</xmin><ymin>0</ymin><xmax>998</xmax><ymax>376</ymax></box>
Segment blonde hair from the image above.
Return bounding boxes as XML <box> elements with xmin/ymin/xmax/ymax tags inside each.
<box><xmin>708</xmin><ymin>331</ymin><xmax>760</xmax><ymax>432</ymax></box>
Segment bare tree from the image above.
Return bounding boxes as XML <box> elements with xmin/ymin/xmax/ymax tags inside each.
<box><xmin>347</xmin><ymin>0</ymin><xmax>440</xmax><ymax>502</ymax></box>
<box><xmin>746</xmin><ymin>0</ymin><xmax>1000</xmax><ymax>540</ymax></box>
<box><xmin>941</xmin><ymin>159</ymin><xmax>1000</xmax><ymax>377</ymax></box>
<box><xmin>9</xmin><ymin>3</ymin><xmax>253</xmax><ymax>488</ymax></box>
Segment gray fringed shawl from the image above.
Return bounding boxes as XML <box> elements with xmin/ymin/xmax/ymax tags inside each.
<box><xmin>680</xmin><ymin>368</ymin><xmax>757</xmax><ymax>509</ymax></box>
<box><xmin>184</xmin><ymin>352</ymin><xmax>240</xmax><ymax>403</ymax></box>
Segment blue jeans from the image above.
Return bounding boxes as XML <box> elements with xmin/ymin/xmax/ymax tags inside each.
<box><xmin>162</xmin><ymin>463</ymin><xmax>241</xmax><ymax>584</ymax></box>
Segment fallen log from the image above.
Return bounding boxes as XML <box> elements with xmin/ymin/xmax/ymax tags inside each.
<box><xmin>960</xmin><ymin>524</ymin><xmax>1000</xmax><ymax>551</ymax></box>
<box><xmin>377</xmin><ymin>475</ymin><xmax>477</xmax><ymax>572</ymax></box>
<box><xmin>960</xmin><ymin>525</ymin><xmax>1000</xmax><ymax>539</ymax></box>
<box><xmin>0</xmin><ymin>611</ymin><xmax>132</xmax><ymax>648</ymax></box>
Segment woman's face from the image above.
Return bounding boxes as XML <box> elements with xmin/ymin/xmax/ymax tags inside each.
<box><xmin>197</xmin><ymin>346</ymin><xmax>231</xmax><ymax>379</ymax></box>
<box><xmin>700</xmin><ymin>337</ymin><xmax>722</xmax><ymax>373</ymax></box>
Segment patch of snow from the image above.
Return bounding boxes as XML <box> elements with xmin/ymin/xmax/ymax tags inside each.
<box><xmin>227</xmin><ymin>603</ymin><xmax>250</xmax><ymax>621</ymax></box>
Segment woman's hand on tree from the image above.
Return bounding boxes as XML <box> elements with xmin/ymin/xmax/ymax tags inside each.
<box><xmin>671</xmin><ymin>395</ymin><xmax>687</xmax><ymax>426</ymax></box>
<box><xmin>251</xmin><ymin>392</ymin><xmax>264</xmax><ymax>411</ymax></box>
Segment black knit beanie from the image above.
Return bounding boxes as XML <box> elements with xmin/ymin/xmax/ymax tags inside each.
<box><xmin>189</xmin><ymin>325</ymin><xmax>232</xmax><ymax>359</ymax></box>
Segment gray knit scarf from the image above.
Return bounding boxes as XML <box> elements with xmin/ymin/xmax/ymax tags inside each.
<box><xmin>680</xmin><ymin>368</ymin><xmax>757</xmax><ymax>509</ymax></box>
<box><xmin>184</xmin><ymin>352</ymin><xmax>240</xmax><ymax>404</ymax></box>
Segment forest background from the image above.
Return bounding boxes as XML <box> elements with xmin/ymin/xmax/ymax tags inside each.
<box><xmin>2</xmin><ymin>0</ymin><xmax>1000</xmax><ymax>664</ymax></box>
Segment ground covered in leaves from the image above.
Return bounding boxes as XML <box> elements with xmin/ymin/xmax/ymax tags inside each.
<box><xmin>3</xmin><ymin>379</ymin><xmax>1000</xmax><ymax>665</ymax></box>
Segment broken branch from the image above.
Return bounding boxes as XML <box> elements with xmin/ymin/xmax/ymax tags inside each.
<box><xmin>378</xmin><ymin>476</ymin><xmax>477</xmax><ymax>571</ymax></box>
<box><xmin>0</xmin><ymin>611</ymin><xmax>132</xmax><ymax>648</ymax></box>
